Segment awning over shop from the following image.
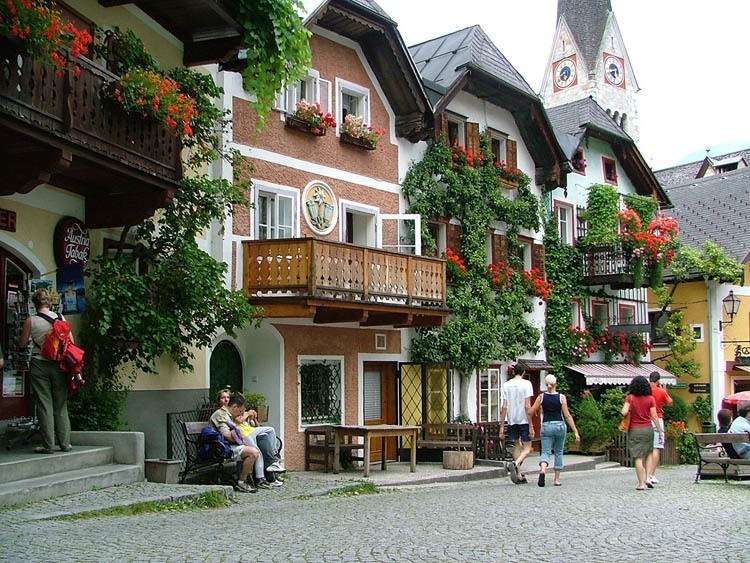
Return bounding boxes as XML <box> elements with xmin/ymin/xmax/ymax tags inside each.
<box><xmin>735</xmin><ymin>365</ymin><xmax>750</xmax><ymax>373</ymax></box>
<box><xmin>565</xmin><ymin>363</ymin><xmax>678</xmax><ymax>386</ymax></box>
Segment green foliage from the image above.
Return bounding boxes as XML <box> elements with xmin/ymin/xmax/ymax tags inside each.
<box><xmin>660</xmin><ymin>311</ymin><xmax>700</xmax><ymax>378</ymax></box>
<box><xmin>622</xmin><ymin>193</ymin><xmax>657</xmax><ymax>223</ymax></box>
<box><xmin>236</xmin><ymin>0</ymin><xmax>312</xmax><ymax>128</ymax></box>
<box><xmin>68</xmin><ymin>376</ymin><xmax>128</xmax><ymax>431</ymax></box>
<box><xmin>575</xmin><ymin>394</ymin><xmax>608</xmax><ymax>452</ymax></box>
<box><xmin>669</xmin><ymin>242</ymin><xmax>743</xmax><ymax>285</ymax></box>
<box><xmin>663</xmin><ymin>394</ymin><xmax>689</xmax><ymax>424</ymax></box>
<box><xmin>54</xmin><ymin>491</ymin><xmax>229</xmax><ymax>520</ymax></box>
<box><xmin>691</xmin><ymin>395</ymin><xmax>712</xmax><ymax>424</ymax></box>
<box><xmin>676</xmin><ymin>432</ymin><xmax>698</xmax><ymax>465</ymax></box>
<box><xmin>92</xmin><ymin>26</ymin><xmax>157</xmax><ymax>77</ymax></box>
<box><xmin>599</xmin><ymin>387</ymin><xmax>628</xmax><ymax>438</ymax></box>
<box><xmin>579</xmin><ymin>184</ymin><xmax>620</xmax><ymax>247</ymax></box>
<box><xmin>244</xmin><ymin>392</ymin><xmax>267</xmax><ymax>410</ymax></box>
<box><xmin>404</xmin><ymin>136</ymin><xmax>542</xmax><ymax>411</ymax></box>
<box><xmin>327</xmin><ymin>481</ymin><xmax>381</xmax><ymax>497</ymax></box>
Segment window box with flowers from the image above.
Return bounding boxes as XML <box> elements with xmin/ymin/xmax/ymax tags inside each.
<box><xmin>339</xmin><ymin>114</ymin><xmax>383</xmax><ymax>150</ymax></box>
<box><xmin>285</xmin><ymin>99</ymin><xmax>336</xmax><ymax>136</ymax></box>
<box><xmin>494</xmin><ymin>161</ymin><xmax>525</xmax><ymax>189</ymax></box>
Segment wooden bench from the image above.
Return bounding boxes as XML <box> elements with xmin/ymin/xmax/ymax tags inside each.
<box><xmin>693</xmin><ymin>432</ymin><xmax>750</xmax><ymax>483</ymax></box>
<box><xmin>417</xmin><ymin>424</ymin><xmax>476</xmax><ymax>454</ymax></box>
<box><xmin>304</xmin><ymin>424</ymin><xmax>364</xmax><ymax>472</ymax></box>
<box><xmin>179</xmin><ymin>421</ymin><xmax>237</xmax><ymax>484</ymax></box>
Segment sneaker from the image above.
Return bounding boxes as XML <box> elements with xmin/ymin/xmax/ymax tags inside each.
<box><xmin>537</xmin><ymin>473</ymin><xmax>545</xmax><ymax>487</ymax></box>
<box><xmin>255</xmin><ymin>478</ymin><xmax>273</xmax><ymax>490</ymax></box>
<box><xmin>34</xmin><ymin>446</ymin><xmax>54</xmax><ymax>454</ymax></box>
<box><xmin>649</xmin><ymin>476</ymin><xmax>659</xmax><ymax>484</ymax></box>
<box><xmin>60</xmin><ymin>445</ymin><xmax>72</xmax><ymax>452</ymax></box>
<box><xmin>508</xmin><ymin>461</ymin><xmax>520</xmax><ymax>484</ymax></box>
<box><xmin>270</xmin><ymin>479</ymin><xmax>284</xmax><ymax>488</ymax></box>
<box><xmin>266</xmin><ymin>461</ymin><xmax>286</xmax><ymax>472</ymax></box>
<box><xmin>236</xmin><ymin>481</ymin><xmax>257</xmax><ymax>494</ymax></box>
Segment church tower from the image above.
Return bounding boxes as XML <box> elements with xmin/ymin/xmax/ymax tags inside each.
<box><xmin>540</xmin><ymin>0</ymin><xmax>640</xmax><ymax>141</ymax></box>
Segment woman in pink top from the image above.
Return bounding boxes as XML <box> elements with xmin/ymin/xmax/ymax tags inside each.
<box><xmin>621</xmin><ymin>375</ymin><xmax>663</xmax><ymax>490</ymax></box>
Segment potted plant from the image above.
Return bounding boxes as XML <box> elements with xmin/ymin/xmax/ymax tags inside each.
<box><xmin>339</xmin><ymin>114</ymin><xmax>383</xmax><ymax>150</ymax></box>
<box><xmin>286</xmin><ymin>99</ymin><xmax>336</xmax><ymax>136</ymax></box>
<box><xmin>692</xmin><ymin>395</ymin><xmax>713</xmax><ymax>432</ymax></box>
<box><xmin>245</xmin><ymin>391</ymin><xmax>268</xmax><ymax>422</ymax></box>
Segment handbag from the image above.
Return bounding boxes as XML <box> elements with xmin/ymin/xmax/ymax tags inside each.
<box><xmin>618</xmin><ymin>412</ymin><xmax>631</xmax><ymax>433</ymax></box>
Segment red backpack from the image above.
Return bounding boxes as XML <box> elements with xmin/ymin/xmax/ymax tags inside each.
<box><xmin>37</xmin><ymin>313</ymin><xmax>86</xmax><ymax>394</ymax></box>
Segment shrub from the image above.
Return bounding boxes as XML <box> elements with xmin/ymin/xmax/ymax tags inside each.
<box><xmin>663</xmin><ymin>394</ymin><xmax>689</xmax><ymax>424</ymax></box>
<box><xmin>599</xmin><ymin>387</ymin><xmax>627</xmax><ymax>438</ymax></box>
<box><xmin>691</xmin><ymin>395</ymin><xmax>712</xmax><ymax>425</ymax></box>
<box><xmin>576</xmin><ymin>394</ymin><xmax>607</xmax><ymax>452</ymax></box>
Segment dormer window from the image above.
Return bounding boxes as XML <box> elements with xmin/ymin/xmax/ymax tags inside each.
<box><xmin>571</xmin><ymin>148</ymin><xmax>586</xmax><ymax>174</ymax></box>
<box><xmin>602</xmin><ymin>157</ymin><xmax>618</xmax><ymax>185</ymax></box>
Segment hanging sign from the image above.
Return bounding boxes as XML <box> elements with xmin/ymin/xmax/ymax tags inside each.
<box><xmin>54</xmin><ymin>217</ymin><xmax>90</xmax><ymax>266</ymax></box>
<box><xmin>688</xmin><ymin>383</ymin><xmax>711</xmax><ymax>394</ymax></box>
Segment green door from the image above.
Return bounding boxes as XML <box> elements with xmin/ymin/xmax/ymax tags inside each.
<box><xmin>209</xmin><ymin>340</ymin><xmax>243</xmax><ymax>397</ymax></box>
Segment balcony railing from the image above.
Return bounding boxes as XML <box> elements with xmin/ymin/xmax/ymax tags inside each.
<box><xmin>0</xmin><ymin>45</ymin><xmax>182</xmax><ymax>182</ymax></box>
<box><xmin>243</xmin><ymin>238</ymin><xmax>447</xmax><ymax>309</ymax></box>
<box><xmin>580</xmin><ymin>243</ymin><xmax>634</xmax><ymax>288</ymax></box>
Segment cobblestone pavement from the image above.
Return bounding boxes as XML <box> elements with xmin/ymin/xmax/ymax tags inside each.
<box><xmin>1</xmin><ymin>464</ymin><xmax>747</xmax><ymax>562</ymax></box>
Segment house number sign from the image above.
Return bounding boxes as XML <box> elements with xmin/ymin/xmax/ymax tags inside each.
<box><xmin>54</xmin><ymin>216</ymin><xmax>90</xmax><ymax>266</ymax></box>
<box><xmin>302</xmin><ymin>181</ymin><xmax>338</xmax><ymax>235</ymax></box>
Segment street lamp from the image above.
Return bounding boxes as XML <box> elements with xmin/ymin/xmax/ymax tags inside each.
<box><xmin>719</xmin><ymin>290</ymin><xmax>741</xmax><ymax>330</ymax></box>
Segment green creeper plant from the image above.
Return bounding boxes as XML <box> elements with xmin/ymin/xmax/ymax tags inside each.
<box><xmin>691</xmin><ymin>395</ymin><xmax>712</xmax><ymax>425</ymax></box>
<box><xmin>578</xmin><ymin>184</ymin><xmax>620</xmax><ymax>247</ymax></box>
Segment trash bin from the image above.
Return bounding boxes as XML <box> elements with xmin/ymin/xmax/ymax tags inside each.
<box><xmin>701</xmin><ymin>422</ymin><xmax>716</xmax><ymax>433</ymax></box>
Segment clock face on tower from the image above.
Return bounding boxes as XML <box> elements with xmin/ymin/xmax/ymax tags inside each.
<box><xmin>603</xmin><ymin>53</ymin><xmax>625</xmax><ymax>87</ymax></box>
<box><xmin>553</xmin><ymin>56</ymin><xmax>577</xmax><ymax>91</ymax></box>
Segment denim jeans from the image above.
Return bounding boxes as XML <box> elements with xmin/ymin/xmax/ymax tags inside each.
<box><xmin>243</xmin><ymin>426</ymin><xmax>278</xmax><ymax>480</ymax></box>
<box><xmin>540</xmin><ymin>420</ymin><xmax>567</xmax><ymax>470</ymax></box>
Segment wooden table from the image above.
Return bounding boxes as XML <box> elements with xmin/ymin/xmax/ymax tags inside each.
<box><xmin>332</xmin><ymin>424</ymin><xmax>420</xmax><ymax>477</ymax></box>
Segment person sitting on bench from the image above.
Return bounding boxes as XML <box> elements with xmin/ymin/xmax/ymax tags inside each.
<box><xmin>727</xmin><ymin>402</ymin><xmax>750</xmax><ymax>460</ymax></box>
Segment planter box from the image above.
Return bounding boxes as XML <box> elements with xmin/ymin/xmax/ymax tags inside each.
<box><xmin>145</xmin><ymin>458</ymin><xmax>182</xmax><ymax>483</ymax></box>
<box><xmin>340</xmin><ymin>132</ymin><xmax>376</xmax><ymax>150</ymax></box>
<box><xmin>442</xmin><ymin>450</ymin><xmax>474</xmax><ymax>470</ymax></box>
<box><xmin>497</xmin><ymin>178</ymin><xmax>519</xmax><ymax>190</ymax></box>
<box><xmin>285</xmin><ymin>115</ymin><xmax>326</xmax><ymax>136</ymax></box>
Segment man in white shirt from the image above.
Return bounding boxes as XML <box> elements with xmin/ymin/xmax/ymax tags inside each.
<box><xmin>728</xmin><ymin>402</ymin><xmax>750</xmax><ymax>459</ymax></box>
<box><xmin>500</xmin><ymin>363</ymin><xmax>535</xmax><ymax>484</ymax></box>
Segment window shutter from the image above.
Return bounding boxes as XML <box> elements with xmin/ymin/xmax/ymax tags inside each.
<box><xmin>319</xmin><ymin>78</ymin><xmax>331</xmax><ymax>113</ymax></box>
<box><xmin>532</xmin><ymin>242</ymin><xmax>546</xmax><ymax>277</ymax></box>
<box><xmin>492</xmin><ymin>234</ymin><xmax>508</xmax><ymax>264</ymax></box>
<box><xmin>466</xmin><ymin>122</ymin><xmax>480</xmax><ymax>155</ymax></box>
<box><xmin>437</xmin><ymin>113</ymin><xmax>450</xmax><ymax>143</ymax></box>
<box><xmin>507</xmin><ymin>139</ymin><xmax>518</xmax><ymax>169</ymax></box>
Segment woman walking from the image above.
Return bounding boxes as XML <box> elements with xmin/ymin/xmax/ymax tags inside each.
<box><xmin>621</xmin><ymin>375</ymin><xmax>663</xmax><ymax>490</ymax></box>
<box><xmin>528</xmin><ymin>374</ymin><xmax>580</xmax><ymax>487</ymax></box>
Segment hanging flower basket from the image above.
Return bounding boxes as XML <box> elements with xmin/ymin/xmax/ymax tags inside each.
<box><xmin>285</xmin><ymin>114</ymin><xmax>326</xmax><ymax>136</ymax></box>
<box><xmin>340</xmin><ymin>132</ymin><xmax>376</xmax><ymax>150</ymax></box>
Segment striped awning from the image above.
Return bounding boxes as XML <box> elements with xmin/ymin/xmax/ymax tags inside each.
<box><xmin>735</xmin><ymin>365</ymin><xmax>750</xmax><ymax>373</ymax></box>
<box><xmin>565</xmin><ymin>363</ymin><xmax>678</xmax><ymax>386</ymax></box>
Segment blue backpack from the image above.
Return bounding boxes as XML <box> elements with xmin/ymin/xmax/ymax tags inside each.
<box><xmin>197</xmin><ymin>426</ymin><xmax>232</xmax><ymax>460</ymax></box>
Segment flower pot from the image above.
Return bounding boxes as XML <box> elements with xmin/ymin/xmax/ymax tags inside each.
<box><xmin>497</xmin><ymin>177</ymin><xmax>519</xmax><ymax>190</ymax></box>
<box><xmin>145</xmin><ymin>458</ymin><xmax>182</xmax><ymax>483</ymax></box>
<box><xmin>442</xmin><ymin>450</ymin><xmax>474</xmax><ymax>470</ymax></box>
<box><xmin>340</xmin><ymin>132</ymin><xmax>376</xmax><ymax>150</ymax></box>
<box><xmin>285</xmin><ymin>114</ymin><xmax>326</xmax><ymax>136</ymax></box>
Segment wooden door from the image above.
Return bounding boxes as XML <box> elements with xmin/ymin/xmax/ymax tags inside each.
<box><xmin>363</xmin><ymin>362</ymin><xmax>397</xmax><ymax>461</ymax></box>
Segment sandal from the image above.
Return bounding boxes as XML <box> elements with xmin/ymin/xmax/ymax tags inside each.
<box><xmin>537</xmin><ymin>473</ymin><xmax>545</xmax><ymax>487</ymax></box>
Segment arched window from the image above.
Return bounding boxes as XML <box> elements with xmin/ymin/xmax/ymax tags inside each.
<box><xmin>209</xmin><ymin>340</ymin><xmax>243</xmax><ymax>397</ymax></box>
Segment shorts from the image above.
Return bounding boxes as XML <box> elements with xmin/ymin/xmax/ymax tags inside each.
<box><xmin>507</xmin><ymin>424</ymin><xmax>530</xmax><ymax>443</ymax></box>
<box><xmin>230</xmin><ymin>444</ymin><xmax>246</xmax><ymax>461</ymax></box>
<box><xmin>652</xmin><ymin>418</ymin><xmax>665</xmax><ymax>449</ymax></box>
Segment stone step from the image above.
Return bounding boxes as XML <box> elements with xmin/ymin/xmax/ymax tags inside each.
<box><xmin>0</xmin><ymin>463</ymin><xmax>142</xmax><ymax>506</ymax></box>
<box><xmin>595</xmin><ymin>461</ymin><xmax>622</xmax><ymax>470</ymax></box>
<box><xmin>0</xmin><ymin>446</ymin><xmax>114</xmax><ymax>484</ymax></box>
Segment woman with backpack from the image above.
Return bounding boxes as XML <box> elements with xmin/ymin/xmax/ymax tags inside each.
<box><xmin>19</xmin><ymin>288</ymin><xmax>73</xmax><ymax>454</ymax></box>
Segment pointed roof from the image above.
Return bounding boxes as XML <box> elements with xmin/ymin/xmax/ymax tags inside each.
<box><xmin>664</xmin><ymin>167</ymin><xmax>750</xmax><ymax>264</ymax></box>
<box><xmin>557</xmin><ymin>0</ymin><xmax>612</xmax><ymax>71</ymax></box>
<box><xmin>655</xmin><ymin>148</ymin><xmax>750</xmax><ymax>188</ymax></box>
<box><xmin>547</xmin><ymin>98</ymin><xmax>670</xmax><ymax>205</ymax></box>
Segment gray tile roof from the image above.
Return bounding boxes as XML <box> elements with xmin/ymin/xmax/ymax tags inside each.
<box><xmin>655</xmin><ymin>148</ymin><xmax>750</xmax><ymax>188</ymax></box>
<box><xmin>546</xmin><ymin>97</ymin><xmax>631</xmax><ymax>159</ymax></box>
<box><xmin>664</xmin><ymin>166</ymin><xmax>750</xmax><ymax>263</ymax></box>
<box><xmin>344</xmin><ymin>0</ymin><xmax>394</xmax><ymax>23</ymax></box>
<box><xmin>557</xmin><ymin>0</ymin><xmax>612</xmax><ymax>71</ymax></box>
<box><xmin>408</xmin><ymin>25</ymin><xmax>536</xmax><ymax>99</ymax></box>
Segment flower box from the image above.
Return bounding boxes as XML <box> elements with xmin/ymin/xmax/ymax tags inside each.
<box><xmin>340</xmin><ymin>132</ymin><xmax>376</xmax><ymax>150</ymax></box>
<box><xmin>285</xmin><ymin>114</ymin><xmax>326</xmax><ymax>136</ymax></box>
<box><xmin>497</xmin><ymin>177</ymin><xmax>519</xmax><ymax>190</ymax></box>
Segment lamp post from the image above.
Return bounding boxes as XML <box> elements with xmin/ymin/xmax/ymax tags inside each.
<box><xmin>719</xmin><ymin>290</ymin><xmax>741</xmax><ymax>331</ymax></box>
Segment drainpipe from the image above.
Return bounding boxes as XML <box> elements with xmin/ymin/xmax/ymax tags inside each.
<box><xmin>707</xmin><ymin>280</ymin><xmax>724</xmax><ymax>418</ymax></box>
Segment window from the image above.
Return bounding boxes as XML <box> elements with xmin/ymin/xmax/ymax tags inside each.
<box><xmin>554</xmin><ymin>202</ymin><xmax>575</xmax><ymax>246</ymax></box>
<box><xmin>571</xmin><ymin>299</ymin><xmax>582</xmax><ymax>328</ymax></box>
<box><xmin>336</xmin><ymin>79</ymin><xmax>370</xmax><ymax>131</ymax></box>
<box><xmin>341</xmin><ymin>200</ymin><xmax>377</xmax><ymax>247</ymax></box>
<box><xmin>618</xmin><ymin>304</ymin><xmax>636</xmax><ymax>325</ymax></box>
<box><xmin>488</xmin><ymin>130</ymin><xmax>508</xmax><ymax>163</ymax></box>
<box><xmin>511</xmin><ymin>237</ymin><xmax>533</xmax><ymax>270</ymax></box>
<box><xmin>602</xmin><ymin>157</ymin><xmax>618</xmax><ymax>185</ymax></box>
<box><xmin>276</xmin><ymin>69</ymin><xmax>324</xmax><ymax>114</ymax></box>
<box><xmin>299</xmin><ymin>359</ymin><xmax>343</xmax><ymax>426</ymax></box>
<box><xmin>690</xmin><ymin>324</ymin><xmax>704</xmax><ymax>343</ymax></box>
<box><xmin>426</xmin><ymin>221</ymin><xmax>447</xmax><ymax>257</ymax></box>
<box><xmin>571</xmin><ymin>148</ymin><xmax>586</xmax><ymax>174</ymax></box>
<box><xmin>446</xmin><ymin>114</ymin><xmax>465</xmax><ymax>147</ymax></box>
<box><xmin>592</xmin><ymin>301</ymin><xmax>609</xmax><ymax>328</ymax></box>
<box><xmin>256</xmin><ymin>188</ymin><xmax>295</xmax><ymax>240</ymax></box>
<box><xmin>648</xmin><ymin>309</ymin><xmax>669</xmax><ymax>348</ymax></box>
<box><xmin>479</xmin><ymin>367</ymin><xmax>502</xmax><ymax>422</ymax></box>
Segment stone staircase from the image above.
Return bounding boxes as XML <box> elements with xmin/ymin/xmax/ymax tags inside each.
<box><xmin>0</xmin><ymin>431</ymin><xmax>144</xmax><ymax>506</ymax></box>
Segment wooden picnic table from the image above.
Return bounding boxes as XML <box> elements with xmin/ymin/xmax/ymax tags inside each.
<box><xmin>332</xmin><ymin>424</ymin><xmax>420</xmax><ymax>477</ymax></box>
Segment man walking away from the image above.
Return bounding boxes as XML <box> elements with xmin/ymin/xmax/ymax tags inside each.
<box><xmin>500</xmin><ymin>363</ymin><xmax>535</xmax><ymax>484</ymax></box>
<box><xmin>647</xmin><ymin>371</ymin><xmax>673</xmax><ymax>484</ymax></box>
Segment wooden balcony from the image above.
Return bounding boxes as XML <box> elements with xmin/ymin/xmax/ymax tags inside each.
<box><xmin>0</xmin><ymin>43</ymin><xmax>182</xmax><ymax>228</ymax></box>
<box><xmin>243</xmin><ymin>238</ymin><xmax>449</xmax><ymax>328</ymax></box>
<box><xmin>581</xmin><ymin>243</ymin><xmax>636</xmax><ymax>289</ymax></box>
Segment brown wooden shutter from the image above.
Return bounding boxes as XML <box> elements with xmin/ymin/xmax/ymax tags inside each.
<box><xmin>507</xmin><ymin>139</ymin><xmax>518</xmax><ymax>169</ymax></box>
<box><xmin>447</xmin><ymin>224</ymin><xmax>463</xmax><ymax>255</ymax></box>
<box><xmin>532</xmin><ymin>242</ymin><xmax>546</xmax><ymax>277</ymax></box>
<box><xmin>492</xmin><ymin>234</ymin><xmax>508</xmax><ymax>264</ymax></box>
<box><xmin>437</xmin><ymin>113</ymin><xmax>450</xmax><ymax>143</ymax></box>
<box><xmin>466</xmin><ymin>122</ymin><xmax>480</xmax><ymax>154</ymax></box>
